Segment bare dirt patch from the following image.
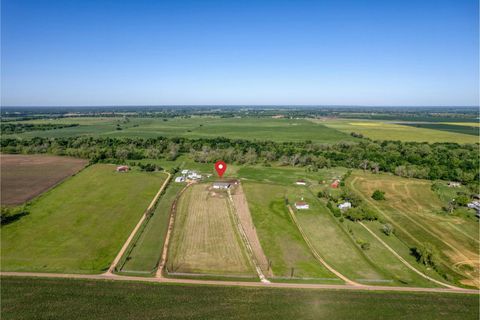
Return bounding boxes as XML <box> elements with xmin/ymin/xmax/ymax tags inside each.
<box><xmin>1</xmin><ymin>154</ymin><xmax>88</xmax><ymax>206</ymax></box>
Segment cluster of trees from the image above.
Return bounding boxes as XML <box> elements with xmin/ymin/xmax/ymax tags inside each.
<box><xmin>0</xmin><ymin>123</ymin><xmax>79</xmax><ymax>134</ymax></box>
<box><xmin>371</xmin><ymin>190</ymin><xmax>386</xmax><ymax>200</ymax></box>
<box><xmin>1</xmin><ymin>136</ymin><xmax>478</xmax><ymax>184</ymax></box>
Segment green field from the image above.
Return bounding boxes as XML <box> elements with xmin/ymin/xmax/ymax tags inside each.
<box><xmin>320</xmin><ymin>119</ymin><xmax>479</xmax><ymax>143</ymax></box>
<box><xmin>118</xmin><ymin>181</ymin><xmax>183</xmax><ymax>275</ymax></box>
<box><xmin>399</xmin><ymin>123</ymin><xmax>479</xmax><ymax>136</ymax></box>
<box><xmin>2</xmin><ymin>277</ymin><xmax>478</xmax><ymax>320</ymax></box>
<box><xmin>5</xmin><ymin>117</ymin><xmax>356</xmax><ymax>143</ymax></box>
<box><xmin>1</xmin><ymin>164</ymin><xmax>166</xmax><ymax>273</ymax></box>
<box><xmin>243</xmin><ymin>182</ymin><xmax>338</xmax><ymax>281</ymax></box>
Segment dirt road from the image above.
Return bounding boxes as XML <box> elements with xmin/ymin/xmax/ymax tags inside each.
<box><xmin>105</xmin><ymin>172</ymin><xmax>171</xmax><ymax>274</ymax></box>
<box><xmin>1</xmin><ymin>271</ymin><xmax>478</xmax><ymax>295</ymax></box>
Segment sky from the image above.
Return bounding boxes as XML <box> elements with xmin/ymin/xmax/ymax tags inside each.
<box><xmin>1</xmin><ymin>0</ymin><xmax>478</xmax><ymax>106</ymax></box>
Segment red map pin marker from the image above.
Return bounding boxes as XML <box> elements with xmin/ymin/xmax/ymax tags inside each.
<box><xmin>215</xmin><ymin>160</ymin><xmax>227</xmax><ymax>178</ymax></box>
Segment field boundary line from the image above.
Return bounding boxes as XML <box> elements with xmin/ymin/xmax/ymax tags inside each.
<box><xmin>227</xmin><ymin>189</ymin><xmax>270</xmax><ymax>283</ymax></box>
<box><xmin>155</xmin><ymin>182</ymin><xmax>193</xmax><ymax>278</ymax></box>
<box><xmin>358</xmin><ymin>221</ymin><xmax>460</xmax><ymax>289</ymax></box>
<box><xmin>105</xmin><ymin>172</ymin><xmax>171</xmax><ymax>275</ymax></box>
<box><xmin>3</xmin><ymin>272</ymin><xmax>478</xmax><ymax>294</ymax></box>
<box><xmin>286</xmin><ymin>205</ymin><xmax>360</xmax><ymax>286</ymax></box>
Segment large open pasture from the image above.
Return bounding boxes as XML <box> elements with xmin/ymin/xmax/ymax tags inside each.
<box><xmin>320</xmin><ymin>119</ymin><xmax>479</xmax><ymax>143</ymax></box>
<box><xmin>348</xmin><ymin>172</ymin><xmax>480</xmax><ymax>287</ymax></box>
<box><xmin>3</xmin><ymin>277</ymin><xmax>478</xmax><ymax>320</ymax></box>
<box><xmin>0</xmin><ymin>154</ymin><xmax>87</xmax><ymax>205</ymax></box>
<box><xmin>1</xmin><ymin>164</ymin><xmax>166</xmax><ymax>273</ymax></box>
<box><xmin>243</xmin><ymin>182</ymin><xmax>338</xmax><ymax>281</ymax></box>
<box><xmin>5</xmin><ymin>117</ymin><xmax>356</xmax><ymax>143</ymax></box>
<box><xmin>167</xmin><ymin>183</ymin><xmax>254</xmax><ymax>276</ymax></box>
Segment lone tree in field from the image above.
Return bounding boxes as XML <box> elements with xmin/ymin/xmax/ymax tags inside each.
<box><xmin>371</xmin><ymin>190</ymin><xmax>385</xmax><ymax>200</ymax></box>
<box><xmin>411</xmin><ymin>243</ymin><xmax>439</xmax><ymax>268</ymax></box>
<box><xmin>382</xmin><ymin>223</ymin><xmax>394</xmax><ymax>236</ymax></box>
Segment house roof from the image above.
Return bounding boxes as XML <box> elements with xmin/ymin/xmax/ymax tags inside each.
<box><xmin>295</xmin><ymin>202</ymin><xmax>308</xmax><ymax>206</ymax></box>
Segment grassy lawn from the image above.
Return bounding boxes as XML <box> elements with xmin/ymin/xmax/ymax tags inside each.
<box><xmin>348</xmin><ymin>172</ymin><xmax>479</xmax><ymax>287</ymax></box>
<box><xmin>6</xmin><ymin>117</ymin><xmax>355</xmax><ymax>143</ymax></box>
<box><xmin>1</xmin><ymin>277</ymin><xmax>479</xmax><ymax>320</ymax></box>
<box><xmin>167</xmin><ymin>183</ymin><xmax>254</xmax><ymax>276</ymax></box>
<box><xmin>1</xmin><ymin>164</ymin><xmax>166</xmax><ymax>273</ymax></box>
<box><xmin>243</xmin><ymin>182</ymin><xmax>338</xmax><ymax>281</ymax></box>
<box><xmin>320</xmin><ymin>119</ymin><xmax>479</xmax><ymax>143</ymax></box>
<box><xmin>119</xmin><ymin>181</ymin><xmax>184</xmax><ymax>274</ymax></box>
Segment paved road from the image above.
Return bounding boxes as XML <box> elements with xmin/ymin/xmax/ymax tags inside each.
<box><xmin>1</xmin><ymin>271</ymin><xmax>478</xmax><ymax>295</ymax></box>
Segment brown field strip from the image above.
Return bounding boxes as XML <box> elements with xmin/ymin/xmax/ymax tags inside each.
<box><xmin>230</xmin><ymin>184</ymin><xmax>272</xmax><ymax>277</ymax></box>
<box><xmin>1</xmin><ymin>154</ymin><xmax>88</xmax><ymax>205</ymax></box>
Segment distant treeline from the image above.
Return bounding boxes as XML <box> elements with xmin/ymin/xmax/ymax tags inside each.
<box><xmin>0</xmin><ymin>123</ymin><xmax>79</xmax><ymax>134</ymax></box>
<box><xmin>1</xmin><ymin>136</ymin><xmax>478</xmax><ymax>186</ymax></box>
<box><xmin>2</xmin><ymin>106</ymin><xmax>478</xmax><ymax>122</ymax></box>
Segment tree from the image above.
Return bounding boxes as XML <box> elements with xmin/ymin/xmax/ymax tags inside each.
<box><xmin>411</xmin><ymin>243</ymin><xmax>439</xmax><ymax>268</ymax></box>
<box><xmin>382</xmin><ymin>223</ymin><xmax>394</xmax><ymax>236</ymax></box>
<box><xmin>371</xmin><ymin>190</ymin><xmax>385</xmax><ymax>200</ymax></box>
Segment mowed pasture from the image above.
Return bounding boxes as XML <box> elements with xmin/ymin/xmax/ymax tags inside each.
<box><xmin>243</xmin><ymin>182</ymin><xmax>338</xmax><ymax>281</ymax></box>
<box><xmin>6</xmin><ymin>117</ymin><xmax>356</xmax><ymax>143</ymax></box>
<box><xmin>0</xmin><ymin>154</ymin><xmax>87</xmax><ymax>205</ymax></box>
<box><xmin>348</xmin><ymin>172</ymin><xmax>480</xmax><ymax>287</ymax></box>
<box><xmin>119</xmin><ymin>182</ymin><xmax>185</xmax><ymax>275</ymax></box>
<box><xmin>167</xmin><ymin>183</ymin><xmax>254</xmax><ymax>276</ymax></box>
<box><xmin>319</xmin><ymin>119</ymin><xmax>479</xmax><ymax>143</ymax></box>
<box><xmin>1</xmin><ymin>164</ymin><xmax>166</xmax><ymax>273</ymax></box>
<box><xmin>3</xmin><ymin>277</ymin><xmax>479</xmax><ymax>320</ymax></box>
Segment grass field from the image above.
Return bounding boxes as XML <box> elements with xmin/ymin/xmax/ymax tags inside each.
<box><xmin>2</xmin><ymin>277</ymin><xmax>478</xmax><ymax>320</ymax></box>
<box><xmin>319</xmin><ymin>119</ymin><xmax>479</xmax><ymax>143</ymax></box>
<box><xmin>1</xmin><ymin>164</ymin><xmax>166</xmax><ymax>273</ymax></box>
<box><xmin>6</xmin><ymin>117</ymin><xmax>356</xmax><ymax>143</ymax></box>
<box><xmin>348</xmin><ymin>172</ymin><xmax>479</xmax><ymax>287</ymax></box>
<box><xmin>167</xmin><ymin>183</ymin><xmax>254</xmax><ymax>276</ymax></box>
<box><xmin>119</xmin><ymin>181</ymin><xmax>184</xmax><ymax>275</ymax></box>
<box><xmin>0</xmin><ymin>154</ymin><xmax>87</xmax><ymax>205</ymax></box>
<box><xmin>243</xmin><ymin>182</ymin><xmax>338</xmax><ymax>281</ymax></box>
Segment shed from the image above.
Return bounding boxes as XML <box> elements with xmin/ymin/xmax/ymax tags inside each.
<box><xmin>295</xmin><ymin>202</ymin><xmax>309</xmax><ymax>210</ymax></box>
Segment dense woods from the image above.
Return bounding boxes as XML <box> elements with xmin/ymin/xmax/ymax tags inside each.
<box><xmin>2</xmin><ymin>136</ymin><xmax>478</xmax><ymax>186</ymax></box>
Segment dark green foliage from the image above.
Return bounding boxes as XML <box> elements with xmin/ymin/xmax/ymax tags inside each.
<box><xmin>382</xmin><ymin>223</ymin><xmax>394</xmax><ymax>236</ymax></box>
<box><xmin>0</xmin><ymin>206</ymin><xmax>30</xmax><ymax>225</ymax></box>
<box><xmin>371</xmin><ymin>190</ymin><xmax>385</xmax><ymax>200</ymax></box>
<box><xmin>399</xmin><ymin>123</ymin><xmax>479</xmax><ymax>137</ymax></box>
<box><xmin>344</xmin><ymin>206</ymin><xmax>378</xmax><ymax>222</ymax></box>
<box><xmin>411</xmin><ymin>243</ymin><xmax>439</xmax><ymax>268</ymax></box>
<box><xmin>0</xmin><ymin>123</ymin><xmax>79</xmax><ymax>134</ymax></box>
<box><xmin>1</xmin><ymin>135</ymin><xmax>478</xmax><ymax>184</ymax></box>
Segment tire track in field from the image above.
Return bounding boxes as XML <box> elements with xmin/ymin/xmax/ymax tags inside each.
<box><xmin>286</xmin><ymin>205</ymin><xmax>360</xmax><ymax>286</ymax></box>
<box><xmin>105</xmin><ymin>172</ymin><xmax>171</xmax><ymax>275</ymax></box>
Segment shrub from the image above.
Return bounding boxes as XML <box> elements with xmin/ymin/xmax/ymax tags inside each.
<box><xmin>382</xmin><ymin>223</ymin><xmax>394</xmax><ymax>236</ymax></box>
<box><xmin>371</xmin><ymin>190</ymin><xmax>385</xmax><ymax>200</ymax></box>
<box><xmin>410</xmin><ymin>243</ymin><xmax>439</xmax><ymax>268</ymax></box>
<box><xmin>344</xmin><ymin>206</ymin><xmax>378</xmax><ymax>221</ymax></box>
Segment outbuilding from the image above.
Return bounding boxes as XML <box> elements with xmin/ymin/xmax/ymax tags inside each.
<box><xmin>175</xmin><ymin>176</ymin><xmax>185</xmax><ymax>183</ymax></box>
<box><xmin>295</xmin><ymin>202</ymin><xmax>309</xmax><ymax>210</ymax></box>
<box><xmin>295</xmin><ymin>179</ymin><xmax>307</xmax><ymax>185</ymax></box>
<box><xmin>338</xmin><ymin>202</ymin><xmax>352</xmax><ymax>210</ymax></box>
<box><xmin>116</xmin><ymin>165</ymin><xmax>129</xmax><ymax>172</ymax></box>
<box><xmin>213</xmin><ymin>182</ymin><xmax>231</xmax><ymax>189</ymax></box>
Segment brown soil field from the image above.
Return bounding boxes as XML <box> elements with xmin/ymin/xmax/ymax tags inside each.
<box><xmin>1</xmin><ymin>154</ymin><xmax>88</xmax><ymax>206</ymax></box>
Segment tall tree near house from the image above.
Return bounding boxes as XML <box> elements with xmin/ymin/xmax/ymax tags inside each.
<box><xmin>359</xmin><ymin>160</ymin><xmax>369</xmax><ymax>172</ymax></box>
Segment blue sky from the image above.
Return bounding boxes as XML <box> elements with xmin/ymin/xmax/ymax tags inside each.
<box><xmin>1</xmin><ymin>0</ymin><xmax>478</xmax><ymax>106</ymax></box>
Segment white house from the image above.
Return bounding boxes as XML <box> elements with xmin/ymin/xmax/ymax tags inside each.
<box><xmin>181</xmin><ymin>169</ymin><xmax>189</xmax><ymax>175</ymax></box>
<box><xmin>175</xmin><ymin>176</ymin><xmax>185</xmax><ymax>183</ymax></box>
<box><xmin>295</xmin><ymin>180</ymin><xmax>307</xmax><ymax>185</ymax></box>
<box><xmin>295</xmin><ymin>202</ymin><xmax>309</xmax><ymax>210</ymax></box>
<box><xmin>187</xmin><ymin>172</ymin><xmax>202</xmax><ymax>180</ymax></box>
<box><xmin>448</xmin><ymin>182</ymin><xmax>461</xmax><ymax>188</ymax></box>
<box><xmin>338</xmin><ymin>202</ymin><xmax>352</xmax><ymax>210</ymax></box>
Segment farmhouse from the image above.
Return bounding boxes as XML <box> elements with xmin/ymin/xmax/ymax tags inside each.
<box><xmin>338</xmin><ymin>202</ymin><xmax>352</xmax><ymax>210</ymax></box>
<box><xmin>212</xmin><ymin>180</ymin><xmax>239</xmax><ymax>189</ymax></box>
<box><xmin>331</xmin><ymin>179</ymin><xmax>340</xmax><ymax>188</ymax></box>
<box><xmin>187</xmin><ymin>172</ymin><xmax>202</xmax><ymax>180</ymax></box>
<box><xmin>116</xmin><ymin>165</ymin><xmax>129</xmax><ymax>172</ymax></box>
<box><xmin>295</xmin><ymin>179</ymin><xmax>307</xmax><ymax>185</ymax></box>
<box><xmin>295</xmin><ymin>202</ymin><xmax>309</xmax><ymax>210</ymax></box>
<box><xmin>175</xmin><ymin>176</ymin><xmax>185</xmax><ymax>183</ymax></box>
<box><xmin>448</xmin><ymin>182</ymin><xmax>461</xmax><ymax>188</ymax></box>
<box><xmin>213</xmin><ymin>182</ymin><xmax>231</xmax><ymax>189</ymax></box>
<box><xmin>181</xmin><ymin>169</ymin><xmax>189</xmax><ymax>175</ymax></box>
